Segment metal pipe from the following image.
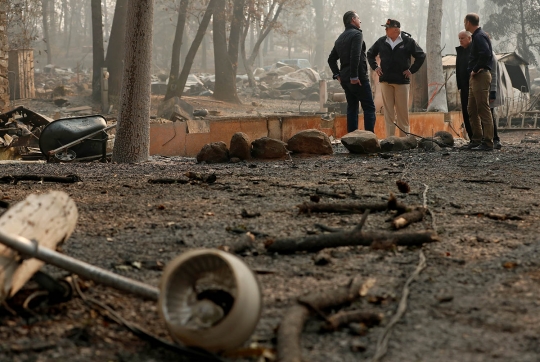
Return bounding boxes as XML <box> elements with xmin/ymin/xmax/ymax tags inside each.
<box><xmin>0</xmin><ymin>229</ymin><xmax>159</xmax><ymax>300</ymax></box>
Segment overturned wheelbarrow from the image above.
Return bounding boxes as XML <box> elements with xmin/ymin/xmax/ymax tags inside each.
<box><xmin>0</xmin><ymin>191</ymin><xmax>262</xmax><ymax>353</ymax></box>
<box><xmin>39</xmin><ymin>115</ymin><xmax>116</xmax><ymax>162</ymax></box>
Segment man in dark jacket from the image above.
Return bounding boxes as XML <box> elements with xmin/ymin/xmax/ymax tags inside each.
<box><xmin>367</xmin><ymin>19</ymin><xmax>425</xmax><ymax>137</ymax></box>
<box><xmin>465</xmin><ymin>13</ymin><xmax>494</xmax><ymax>151</ymax></box>
<box><xmin>456</xmin><ymin>30</ymin><xmax>473</xmax><ymax>141</ymax></box>
<box><xmin>328</xmin><ymin>11</ymin><xmax>376</xmax><ymax>133</ymax></box>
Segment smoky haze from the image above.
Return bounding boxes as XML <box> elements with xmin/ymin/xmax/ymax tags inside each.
<box><xmin>6</xmin><ymin>0</ymin><xmax>536</xmax><ymax>84</ymax></box>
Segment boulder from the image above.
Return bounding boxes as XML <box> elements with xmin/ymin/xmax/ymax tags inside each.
<box><xmin>341</xmin><ymin>130</ymin><xmax>381</xmax><ymax>154</ymax></box>
<box><xmin>196</xmin><ymin>142</ymin><xmax>229</xmax><ymax>164</ymax></box>
<box><xmin>230</xmin><ymin>132</ymin><xmax>251</xmax><ymax>160</ymax></box>
<box><xmin>434</xmin><ymin>131</ymin><xmax>454</xmax><ymax>147</ymax></box>
<box><xmin>380</xmin><ymin>136</ymin><xmax>407</xmax><ymax>152</ymax></box>
<box><xmin>287</xmin><ymin>129</ymin><xmax>333</xmax><ymax>155</ymax></box>
<box><xmin>403</xmin><ymin>135</ymin><xmax>419</xmax><ymax>149</ymax></box>
<box><xmin>419</xmin><ymin>137</ymin><xmax>442</xmax><ymax>151</ymax></box>
<box><xmin>251</xmin><ymin>137</ymin><xmax>288</xmax><ymax>159</ymax></box>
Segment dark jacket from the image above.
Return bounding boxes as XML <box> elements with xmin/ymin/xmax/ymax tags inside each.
<box><xmin>455</xmin><ymin>45</ymin><xmax>471</xmax><ymax>91</ymax></box>
<box><xmin>328</xmin><ymin>25</ymin><xmax>368</xmax><ymax>82</ymax></box>
<box><xmin>366</xmin><ymin>32</ymin><xmax>426</xmax><ymax>84</ymax></box>
<box><xmin>467</xmin><ymin>27</ymin><xmax>493</xmax><ymax>73</ymax></box>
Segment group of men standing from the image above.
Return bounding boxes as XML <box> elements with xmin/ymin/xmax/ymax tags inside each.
<box><xmin>328</xmin><ymin>11</ymin><xmax>500</xmax><ymax>151</ymax></box>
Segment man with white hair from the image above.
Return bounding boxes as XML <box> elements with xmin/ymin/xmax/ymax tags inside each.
<box><xmin>456</xmin><ymin>30</ymin><xmax>473</xmax><ymax>142</ymax></box>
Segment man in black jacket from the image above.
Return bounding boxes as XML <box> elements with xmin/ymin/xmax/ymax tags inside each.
<box><xmin>367</xmin><ymin>19</ymin><xmax>425</xmax><ymax>138</ymax></box>
<box><xmin>465</xmin><ymin>13</ymin><xmax>494</xmax><ymax>151</ymax></box>
<box><xmin>328</xmin><ymin>11</ymin><xmax>376</xmax><ymax>133</ymax></box>
<box><xmin>456</xmin><ymin>30</ymin><xmax>473</xmax><ymax>141</ymax></box>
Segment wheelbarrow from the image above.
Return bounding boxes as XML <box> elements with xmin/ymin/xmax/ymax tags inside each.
<box><xmin>39</xmin><ymin>115</ymin><xmax>116</xmax><ymax>162</ymax></box>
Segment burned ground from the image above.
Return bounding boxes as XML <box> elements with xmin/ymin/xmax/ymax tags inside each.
<box><xmin>1</xmin><ymin>130</ymin><xmax>540</xmax><ymax>362</ymax></box>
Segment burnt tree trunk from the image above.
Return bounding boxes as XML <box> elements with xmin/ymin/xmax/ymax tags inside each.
<box><xmin>111</xmin><ymin>0</ymin><xmax>154</xmax><ymax>163</ymax></box>
<box><xmin>91</xmin><ymin>0</ymin><xmax>105</xmax><ymax>101</ymax></box>
<box><xmin>426</xmin><ymin>0</ymin><xmax>447</xmax><ymax>112</ymax></box>
<box><xmin>42</xmin><ymin>0</ymin><xmax>52</xmax><ymax>64</ymax></box>
<box><xmin>164</xmin><ymin>0</ymin><xmax>189</xmax><ymax>101</ymax></box>
<box><xmin>212</xmin><ymin>0</ymin><xmax>243</xmax><ymax>103</ymax></box>
<box><xmin>169</xmin><ymin>0</ymin><xmax>217</xmax><ymax>100</ymax></box>
<box><xmin>105</xmin><ymin>0</ymin><xmax>128</xmax><ymax>99</ymax></box>
<box><xmin>0</xmin><ymin>0</ymin><xmax>8</xmax><ymax>111</ymax></box>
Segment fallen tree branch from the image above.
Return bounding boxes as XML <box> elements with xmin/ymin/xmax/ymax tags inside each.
<box><xmin>324</xmin><ymin>310</ymin><xmax>383</xmax><ymax>331</ymax></box>
<box><xmin>148</xmin><ymin>178</ymin><xmax>189</xmax><ymax>184</ymax></box>
<box><xmin>277</xmin><ymin>277</ymin><xmax>364</xmax><ymax>362</ymax></box>
<box><xmin>392</xmin><ymin>207</ymin><xmax>426</xmax><ymax>229</ymax></box>
<box><xmin>297</xmin><ymin>195</ymin><xmax>408</xmax><ymax>215</ymax></box>
<box><xmin>462</xmin><ymin>179</ymin><xmax>505</xmax><ymax>184</ymax></box>
<box><xmin>298</xmin><ymin>276</ymin><xmax>365</xmax><ymax>311</ymax></box>
<box><xmin>265</xmin><ymin>230</ymin><xmax>438</xmax><ymax>254</ymax></box>
<box><xmin>277</xmin><ymin>304</ymin><xmax>310</xmax><ymax>362</ymax></box>
<box><xmin>451</xmin><ymin>211</ymin><xmax>524</xmax><ymax>221</ymax></box>
<box><xmin>0</xmin><ymin>174</ymin><xmax>82</xmax><ymax>184</ymax></box>
<box><xmin>371</xmin><ymin>251</ymin><xmax>427</xmax><ymax>362</ymax></box>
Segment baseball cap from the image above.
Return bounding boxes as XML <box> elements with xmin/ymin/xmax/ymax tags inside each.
<box><xmin>382</xmin><ymin>19</ymin><xmax>400</xmax><ymax>28</ymax></box>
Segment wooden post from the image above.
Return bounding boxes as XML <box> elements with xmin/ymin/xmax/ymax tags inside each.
<box><xmin>319</xmin><ymin>80</ymin><xmax>327</xmax><ymax>112</ymax></box>
<box><xmin>101</xmin><ymin>67</ymin><xmax>109</xmax><ymax>114</ymax></box>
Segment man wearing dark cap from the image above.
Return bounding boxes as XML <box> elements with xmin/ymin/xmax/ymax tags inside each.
<box><xmin>464</xmin><ymin>13</ymin><xmax>494</xmax><ymax>151</ymax></box>
<box><xmin>328</xmin><ymin>11</ymin><xmax>376</xmax><ymax>133</ymax></box>
<box><xmin>367</xmin><ymin>19</ymin><xmax>425</xmax><ymax>137</ymax></box>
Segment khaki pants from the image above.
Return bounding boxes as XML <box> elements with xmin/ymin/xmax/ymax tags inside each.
<box><xmin>467</xmin><ymin>71</ymin><xmax>493</xmax><ymax>147</ymax></box>
<box><xmin>381</xmin><ymin>83</ymin><xmax>410</xmax><ymax>137</ymax></box>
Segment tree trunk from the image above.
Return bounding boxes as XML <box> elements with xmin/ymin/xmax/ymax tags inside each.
<box><xmin>105</xmin><ymin>0</ymin><xmax>128</xmax><ymax>98</ymax></box>
<box><xmin>426</xmin><ymin>0</ymin><xmax>448</xmax><ymax>112</ymax></box>
<box><xmin>111</xmin><ymin>0</ymin><xmax>154</xmax><ymax>163</ymax></box>
<box><xmin>0</xmin><ymin>0</ymin><xmax>8</xmax><ymax>112</ymax></box>
<box><xmin>91</xmin><ymin>0</ymin><xmax>105</xmax><ymax>101</ymax></box>
<box><xmin>416</xmin><ymin>0</ymin><xmax>427</xmax><ymax>46</ymax></box>
<box><xmin>213</xmin><ymin>0</ymin><xmax>243</xmax><ymax>103</ymax></box>
<box><xmin>164</xmin><ymin>0</ymin><xmax>189</xmax><ymax>101</ymax></box>
<box><xmin>518</xmin><ymin>0</ymin><xmax>530</xmax><ymax>86</ymax></box>
<box><xmin>42</xmin><ymin>0</ymin><xmax>52</xmax><ymax>64</ymax></box>
<box><xmin>312</xmin><ymin>0</ymin><xmax>326</xmax><ymax>71</ymax></box>
<box><xmin>169</xmin><ymin>0</ymin><xmax>217</xmax><ymax>100</ymax></box>
<box><xmin>240</xmin><ymin>14</ymin><xmax>257</xmax><ymax>87</ymax></box>
<box><xmin>103</xmin><ymin>0</ymin><xmax>110</xmax><ymax>39</ymax></box>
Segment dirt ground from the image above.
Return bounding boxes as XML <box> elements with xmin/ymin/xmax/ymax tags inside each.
<box><xmin>2</xmin><ymin>93</ymin><xmax>540</xmax><ymax>362</ymax></box>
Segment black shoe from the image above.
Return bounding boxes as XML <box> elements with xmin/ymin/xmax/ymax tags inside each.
<box><xmin>459</xmin><ymin>142</ymin><xmax>480</xmax><ymax>150</ymax></box>
<box><xmin>471</xmin><ymin>144</ymin><xmax>493</xmax><ymax>151</ymax></box>
<box><xmin>494</xmin><ymin>140</ymin><xmax>502</xmax><ymax>150</ymax></box>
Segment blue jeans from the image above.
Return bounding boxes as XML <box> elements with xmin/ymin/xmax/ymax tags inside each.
<box><xmin>341</xmin><ymin>80</ymin><xmax>376</xmax><ymax>133</ymax></box>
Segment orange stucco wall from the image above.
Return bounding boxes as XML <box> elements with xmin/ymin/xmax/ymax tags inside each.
<box><xmin>149</xmin><ymin>112</ymin><xmax>465</xmax><ymax>157</ymax></box>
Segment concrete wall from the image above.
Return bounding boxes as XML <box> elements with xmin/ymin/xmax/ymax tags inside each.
<box><xmin>150</xmin><ymin>112</ymin><xmax>465</xmax><ymax>157</ymax></box>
